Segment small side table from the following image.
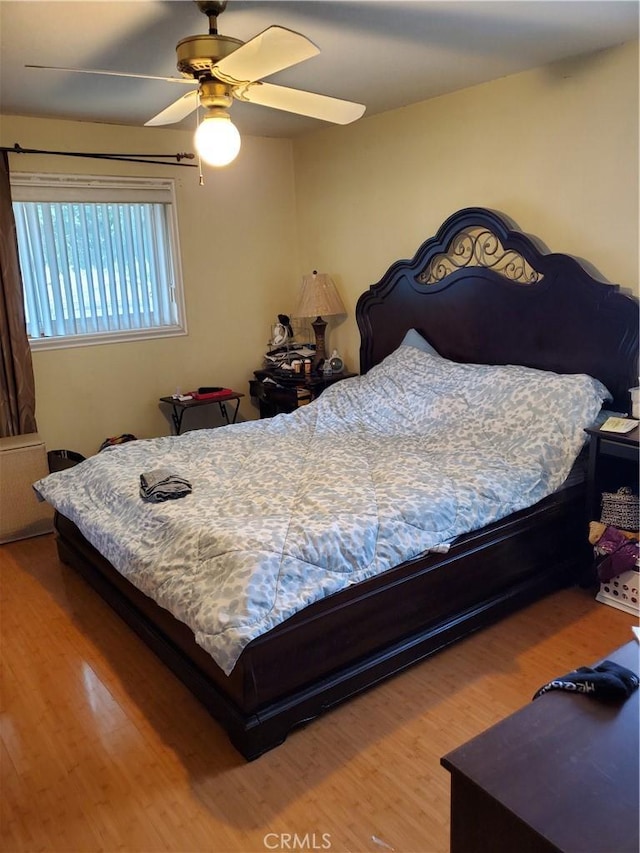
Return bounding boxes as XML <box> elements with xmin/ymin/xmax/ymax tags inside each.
<box><xmin>584</xmin><ymin>424</ymin><xmax>639</xmax><ymax>522</ymax></box>
<box><xmin>159</xmin><ymin>391</ymin><xmax>244</xmax><ymax>435</ymax></box>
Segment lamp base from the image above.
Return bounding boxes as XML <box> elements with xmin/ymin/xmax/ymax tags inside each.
<box><xmin>311</xmin><ymin>316</ymin><xmax>327</xmax><ymax>371</ymax></box>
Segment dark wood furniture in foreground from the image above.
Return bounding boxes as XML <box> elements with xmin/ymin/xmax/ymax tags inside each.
<box><xmin>159</xmin><ymin>391</ymin><xmax>244</xmax><ymax>434</ymax></box>
<box><xmin>52</xmin><ymin>207</ymin><xmax>639</xmax><ymax>759</ymax></box>
<box><xmin>441</xmin><ymin>641</ymin><xmax>639</xmax><ymax>853</ymax></box>
<box><xmin>249</xmin><ymin>368</ymin><xmax>356</xmax><ymax>418</ymax></box>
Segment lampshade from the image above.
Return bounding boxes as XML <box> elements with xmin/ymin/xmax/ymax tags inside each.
<box><xmin>293</xmin><ymin>271</ymin><xmax>346</xmax><ymax>319</ymax></box>
<box><xmin>293</xmin><ymin>271</ymin><xmax>346</xmax><ymax>371</ymax></box>
<box><xmin>195</xmin><ymin>109</ymin><xmax>241</xmax><ymax>167</ymax></box>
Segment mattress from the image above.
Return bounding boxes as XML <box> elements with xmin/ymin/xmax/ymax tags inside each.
<box><xmin>35</xmin><ymin>344</ymin><xmax>608</xmax><ymax>674</ymax></box>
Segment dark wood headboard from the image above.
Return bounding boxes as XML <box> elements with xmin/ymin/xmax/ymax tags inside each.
<box><xmin>356</xmin><ymin>207</ymin><xmax>639</xmax><ymax>413</ymax></box>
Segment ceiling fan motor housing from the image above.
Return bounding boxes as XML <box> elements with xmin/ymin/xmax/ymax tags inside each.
<box><xmin>176</xmin><ymin>34</ymin><xmax>243</xmax><ymax>78</ymax></box>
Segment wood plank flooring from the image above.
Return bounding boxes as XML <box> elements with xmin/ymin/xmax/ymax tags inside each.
<box><xmin>0</xmin><ymin>534</ymin><xmax>635</xmax><ymax>853</ymax></box>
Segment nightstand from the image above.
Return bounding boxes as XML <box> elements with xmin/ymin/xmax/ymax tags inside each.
<box><xmin>249</xmin><ymin>368</ymin><xmax>356</xmax><ymax>418</ymax></box>
<box><xmin>584</xmin><ymin>424</ymin><xmax>639</xmax><ymax>522</ymax></box>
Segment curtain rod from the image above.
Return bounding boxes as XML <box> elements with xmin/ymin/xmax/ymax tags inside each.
<box><xmin>2</xmin><ymin>143</ymin><xmax>197</xmax><ymax>168</ymax></box>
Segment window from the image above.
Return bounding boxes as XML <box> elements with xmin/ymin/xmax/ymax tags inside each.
<box><xmin>11</xmin><ymin>173</ymin><xmax>187</xmax><ymax>349</ymax></box>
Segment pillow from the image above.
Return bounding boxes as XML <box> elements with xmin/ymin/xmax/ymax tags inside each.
<box><xmin>400</xmin><ymin>328</ymin><xmax>441</xmax><ymax>357</ymax></box>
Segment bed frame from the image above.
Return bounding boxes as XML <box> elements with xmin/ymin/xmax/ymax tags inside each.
<box><xmin>54</xmin><ymin>207</ymin><xmax>639</xmax><ymax>760</ymax></box>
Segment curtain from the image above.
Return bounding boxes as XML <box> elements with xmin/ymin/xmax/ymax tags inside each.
<box><xmin>0</xmin><ymin>152</ymin><xmax>37</xmax><ymax>437</ymax></box>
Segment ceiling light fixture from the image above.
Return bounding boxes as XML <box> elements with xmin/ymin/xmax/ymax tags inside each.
<box><xmin>194</xmin><ymin>107</ymin><xmax>241</xmax><ymax>167</ymax></box>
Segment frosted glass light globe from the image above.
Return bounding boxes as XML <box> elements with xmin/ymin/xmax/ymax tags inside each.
<box><xmin>195</xmin><ymin>113</ymin><xmax>241</xmax><ymax>167</ymax></box>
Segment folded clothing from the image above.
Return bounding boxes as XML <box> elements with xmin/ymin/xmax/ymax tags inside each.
<box><xmin>590</xmin><ymin>522</ymin><xmax>639</xmax><ymax>582</ymax></box>
<box><xmin>140</xmin><ymin>468</ymin><xmax>192</xmax><ymax>503</ymax></box>
<box><xmin>533</xmin><ymin>659</ymin><xmax>639</xmax><ymax>701</ymax></box>
<box><xmin>589</xmin><ymin>520</ymin><xmax>638</xmax><ymax>546</ymax></box>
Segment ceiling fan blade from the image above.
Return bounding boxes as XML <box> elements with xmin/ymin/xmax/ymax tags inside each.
<box><xmin>237</xmin><ymin>82</ymin><xmax>365</xmax><ymax>125</ymax></box>
<box><xmin>25</xmin><ymin>64</ymin><xmax>195</xmax><ymax>86</ymax></box>
<box><xmin>145</xmin><ymin>91</ymin><xmax>199</xmax><ymax>126</ymax></box>
<box><xmin>213</xmin><ymin>26</ymin><xmax>319</xmax><ymax>85</ymax></box>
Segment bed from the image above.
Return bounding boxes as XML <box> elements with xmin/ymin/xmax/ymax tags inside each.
<box><xmin>41</xmin><ymin>207</ymin><xmax>639</xmax><ymax>760</ymax></box>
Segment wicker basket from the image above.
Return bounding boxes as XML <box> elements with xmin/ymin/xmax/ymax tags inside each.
<box><xmin>600</xmin><ymin>486</ymin><xmax>639</xmax><ymax>532</ymax></box>
<box><xmin>596</xmin><ymin>569</ymin><xmax>640</xmax><ymax>616</ymax></box>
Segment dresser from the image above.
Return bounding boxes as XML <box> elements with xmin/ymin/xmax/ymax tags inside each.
<box><xmin>441</xmin><ymin>641</ymin><xmax>639</xmax><ymax>853</ymax></box>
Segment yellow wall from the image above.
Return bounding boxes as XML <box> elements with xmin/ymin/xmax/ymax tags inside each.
<box><xmin>1</xmin><ymin>115</ymin><xmax>299</xmax><ymax>456</ymax></box>
<box><xmin>292</xmin><ymin>40</ymin><xmax>639</xmax><ymax>374</ymax></box>
<box><xmin>2</xmin><ymin>40</ymin><xmax>638</xmax><ymax>455</ymax></box>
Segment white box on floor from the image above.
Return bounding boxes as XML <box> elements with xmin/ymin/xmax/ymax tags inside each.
<box><xmin>596</xmin><ymin>569</ymin><xmax>640</xmax><ymax>616</ymax></box>
<box><xmin>0</xmin><ymin>433</ymin><xmax>54</xmax><ymax>543</ymax></box>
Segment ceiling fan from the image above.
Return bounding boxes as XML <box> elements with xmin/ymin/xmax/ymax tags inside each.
<box><xmin>26</xmin><ymin>0</ymin><xmax>366</xmax><ymax>167</ymax></box>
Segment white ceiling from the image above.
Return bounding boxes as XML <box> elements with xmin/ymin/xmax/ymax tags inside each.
<box><xmin>0</xmin><ymin>0</ymin><xmax>638</xmax><ymax>139</ymax></box>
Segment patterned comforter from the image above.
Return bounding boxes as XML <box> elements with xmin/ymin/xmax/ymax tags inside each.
<box><xmin>34</xmin><ymin>345</ymin><xmax>608</xmax><ymax>674</ymax></box>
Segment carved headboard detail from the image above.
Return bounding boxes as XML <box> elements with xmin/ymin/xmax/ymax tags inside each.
<box><xmin>416</xmin><ymin>226</ymin><xmax>543</xmax><ymax>286</ymax></box>
<box><xmin>356</xmin><ymin>207</ymin><xmax>639</xmax><ymax>412</ymax></box>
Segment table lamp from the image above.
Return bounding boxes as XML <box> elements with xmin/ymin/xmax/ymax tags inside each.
<box><xmin>293</xmin><ymin>271</ymin><xmax>346</xmax><ymax>370</ymax></box>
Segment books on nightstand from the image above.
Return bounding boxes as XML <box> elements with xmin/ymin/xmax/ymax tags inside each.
<box><xmin>600</xmin><ymin>417</ymin><xmax>639</xmax><ymax>434</ymax></box>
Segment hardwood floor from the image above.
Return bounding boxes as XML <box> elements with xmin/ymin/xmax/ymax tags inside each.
<box><xmin>1</xmin><ymin>533</ymin><xmax>634</xmax><ymax>853</ymax></box>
